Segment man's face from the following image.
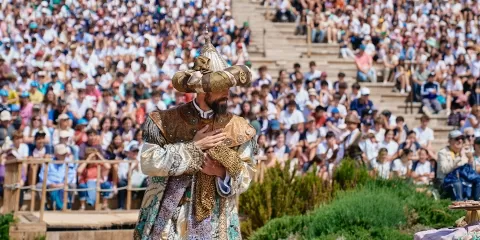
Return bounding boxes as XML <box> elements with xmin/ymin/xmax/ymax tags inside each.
<box><xmin>421</xmin><ymin>120</ymin><xmax>429</xmax><ymax>127</ymax></box>
<box><xmin>36</xmin><ymin>137</ymin><xmax>45</xmax><ymax>147</ymax></box>
<box><xmin>450</xmin><ymin>137</ymin><xmax>464</xmax><ymax>151</ymax></box>
<box><xmin>205</xmin><ymin>91</ymin><xmax>229</xmax><ymax>115</ymax></box>
<box><xmin>287</xmin><ymin>105</ymin><xmax>295</xmax><ymax>113</ymax></box>
<box><xmin>56</xmin><ymin>153</ymin><xmax>66</xmax><ymax>160</ymax></box>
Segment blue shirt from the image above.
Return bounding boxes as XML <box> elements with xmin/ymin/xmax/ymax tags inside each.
<box><xmin>421</xmin><ymin>81</ymin><xmax>440</xmax><ymax>100</ymax></box>
<box><xmin>38</xmin><ymin>158</ymin><xmax>77</xmax><ymax>185</ymax></box>
<box><xmin>350</xmin><ymin>99</ymin><xmax>373</xmax><ymax>116</ymax></box>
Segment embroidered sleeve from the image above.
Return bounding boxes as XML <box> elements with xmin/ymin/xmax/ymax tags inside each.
<box><xmin>140</xmin><ymin>117</ymin><xmax>204</xmax><ymax>177</ymax></box>
<box><xmin>208</xmin><ymin>139</ymin><xmax>257</xmax><ymax>197</ymax></box>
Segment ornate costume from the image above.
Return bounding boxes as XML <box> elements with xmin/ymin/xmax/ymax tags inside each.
<box><xmin>134</xmin><ymin>33</ymin><xmax>255</xmax><ymax>240</ymax></box>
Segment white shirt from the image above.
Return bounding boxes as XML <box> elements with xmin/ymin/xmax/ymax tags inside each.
<box><xmin>471</xmin><ymin>59</ymin><xmax>480</xmax><ymax>78</ymax></box>
<box><xmin>146</xmin><ymin>100</ymin><xmax>167</xmax><ymax>113</ymax></box>
<box><xmin>413</xmin><ymin>127</ymin><xmax>434</xmax><ymax>146</ymax></box>
<box><xmin>414</xmin><ymin>161</ymin><xmax>432</xmax><ymax>176</ymax></box>
<box><xmin>279</xmin><ymin>109</ymin><xmax>305</xmax><ymax>130</ymax></box>
<box><xmin>392</xmin><ymin>159</ymin><xmax>412</xmax><ymax>177</ymax></box>
<box><xmin>293</xmin><ymin>89</ymin><xmax>309</xmax><ymax>110</ymax></box>
<box><xmin>69</xmin><ymin>98</ymin><xmax>93</xmax><ymax>118</ymax></box>
<box><xmin>316</xmin><ymin>141</ymin><xmax>338</xmax><ymax>158</ymax></box>
<box><xmin>372</xmin><ymin>160</ymin><xmax>391</xmax><ymax>179</ymax></box>
<box><xmin>378</xmin><ymin>140</ymin><xmax>399</xmax><ymax>157</ymax></box>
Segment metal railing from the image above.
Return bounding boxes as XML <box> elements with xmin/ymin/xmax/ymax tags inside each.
<box><xmin>3</xmin><ymin>155</ymin><xmax>146</xmax><ymax>221</ymax></box>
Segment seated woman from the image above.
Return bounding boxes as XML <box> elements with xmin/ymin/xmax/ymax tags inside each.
<box><xmin>256</xmin><ymin>146</ymin><xmax>280</xmax><ymax>183</ymax></box>
<box><xmin>77</xmin><ymin>150</ymin><xmax>112</xmax><ymax>210</ymax></box>
<box><xmin>411</xmin><ymin>148</ymin><xmax>435</xmax><ymax>185</ymax></box>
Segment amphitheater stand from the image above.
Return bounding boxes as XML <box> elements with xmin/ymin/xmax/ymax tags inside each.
<box><xmin>232</xmin><ymin>0</ymin><xmax>450</xmax><ymax>151</ymax></box>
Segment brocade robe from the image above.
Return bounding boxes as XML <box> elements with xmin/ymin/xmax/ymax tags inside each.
<box><xmin>134</xmin><ymin>101</ymin><xmax>256</xmax><ymax>240</ymax></box>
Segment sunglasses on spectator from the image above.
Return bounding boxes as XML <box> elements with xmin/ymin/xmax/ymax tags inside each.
<box><xmin>467</xmin><ymin>135</ymin><xmax>475</xmax><ymax>138</ymax></box>
<box><xmin>455</xmin><ymin>137</ymin><xmax>465</xmax><ymax>142</ymax></box>
<box><xmin>266</xmin><ymin>151</ymin><xmax>274</xmax><ymax>153</ymax></box>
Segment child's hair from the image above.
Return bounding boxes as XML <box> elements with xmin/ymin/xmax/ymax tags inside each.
<box><xmin>377</xmin><ymin>148</ymin><xmax>389</xmax><ymax>159</ymax></box>
<box><xmin>418</xmin><ymin>148</ymin><xmax>429</xmax><ymax>158</ymax></box>
<box><xmin>400</xmin><ymin>149</ymin><xmax>412</xmax><ymax>158</ymax></box>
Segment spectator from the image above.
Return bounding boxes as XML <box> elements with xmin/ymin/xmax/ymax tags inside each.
<box><xmin>116</xmin><ymin>141</ymin><xmax>146</xmax><ymax>210</ymax></box>
<box><xmin>372</xmin><ymin>148</ymin><xmax>391</xmax><ymax>180</ymax></box>
<box><xmin>413</xmin><ymin>115</ymin><xmax>435</xmax><ymax>156</ymax></box>
<box><xmin>437</xmin><ymin>130</ymin><xmax>470</xmax><ymax>200</ymax></box>
<box><xmin>38</xmin><ymin>144</ymin><xmax>76</xmax><ymax>210</ymax></box>
<box><xmin>0</xmin><ymin>111</ymin><xmax>15</xmax><ymax>146</ymax></box>
<box><xmin>279</xmin><ymin>100</ymin><xmax>305</xmax><ymax>131</ymax></box>
<box><xmin>398</xmin><ymin>131</ymin><xmax>421</xmax><ymax>161</ymax></box>
<box><xmin>304</xmin><ymin>61</ymin><xmax>322</xmax><ymax>82</ymax></box>
<box><xmin>30</xmin><ymin>131</ymin><xmax>52</xmax><ymax>159</ymax></box>
<box><xmin>273</xmin><ymin>133</ymin><xmax>290</xmax><ymax>166</ymax></box>
<box><xmin>355</xmin><ymin>45</ymin><xmax>377</xmax><ymax>83</ymax></box>
<box><xmin>350</xmin><ymin>87</ymin><xmax>373</xmax><ymax>116</ymax></box>
<box><xmin>421</xmin><ymin>72</ymin><xmax>443</xmax><ymax>115</ymax></box>
<box><xmin>412</xmin><ymin>148</ymin><xmax>435</xmax><ymax>185</ymax></box>
<box><xmin>412</xmin><ymin>62</ymin><xmax>431</xmax><ymax>102</ymax></box>
<box><xmin>78</xmin><ymin>129</ymin><xmax>103</xmax><ymax>160</ymax></box>
<box><xmin>392</xmin><ymin>149</ymin><xmax>413</xmax><ymax>179</ymax></box>
<box><xmin>378</xmin><ymin>129</ymin><xmax>399</xmax><ymax>162</ymax></box>
<box><xmin>77</xmin><ymin>152</ymin><xmax>112</xmax><ymax>210</ymax></box>
<box><xmin>23</xmin><ymin>115</ymin><xmax>51</xmax><ymax>145</ymax></box>
<box><xmin>299</xmin><ymin>117</ymin><xmax>322</xmax><ymax>166</ymax></box>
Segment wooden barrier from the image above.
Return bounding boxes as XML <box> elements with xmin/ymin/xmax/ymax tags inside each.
<box><xmin>3</xmin><ymin>157</ymin><xmax>147</xmax><ymax>222</ymax></box>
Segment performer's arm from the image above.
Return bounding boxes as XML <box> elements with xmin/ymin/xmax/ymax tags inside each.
<box><xmin>213</xmin><ymin>139</ymin><xmax>257</xmax><ymax>197</ymax></box>
<box><xmin>140</xmin><ymin>117</ymin><xmax>204</xmax><ymax>177</ymax></box>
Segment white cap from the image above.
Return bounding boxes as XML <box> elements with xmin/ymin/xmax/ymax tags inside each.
<box><xmin>125</xmin><ymin>37</ymin><xmax>132</xmax><ymax>44</ymax></box>
<box><xmin>125</xmin><ymin>140</ymin><xmax>139</xmax><ymax>152</ymax></box>
<box><xmin>41</xmin><ymin>1</ymin><xmax>48</xmax><ymax>7</ymax></box>
<box><xmin>86</xmin><ymin>79</ymin><xmax>96</xmax><ymax>85</ymax></box>
<box><xmin>56</xmin><ymin>113</ymin><xmax>70</xmax><ymax>122</ymax></box>
<box><xmin>55</xmin><ymin>144</ymin><xmax>68</xmax><ymax>155</ymax></box>
<box><xmin>174</xmin><ymin>58</ymin><xmax>183</xmax><ymax>65</ymax></box>
<box><xmin>0</xmin><ymin>111</ymin><xmax>11</xmax><ymax>121</ymax></box>
<box><xmin>59</xmin><ymin>130</ymin><xmax>70</xmax><ymax>139</ymax></box>
<box><xmin>167</xmin><ymin>40</ymin><xmax>176</xmax><ymax>46</ymax></box>
<box><xmin>360</xmin><ymin>87</ymin><xmax>370</xmax><ymax>96</ymax></box>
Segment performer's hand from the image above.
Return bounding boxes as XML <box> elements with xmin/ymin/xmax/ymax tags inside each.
<box><xmin>201</xmin><ymin>155</ymin><xmax>227</xmax><ymax>179</ymax></box>
<box><xmin>193</xmin><ymin>125</ymin><xmax>226</xmax><ymax>151</ymax></box>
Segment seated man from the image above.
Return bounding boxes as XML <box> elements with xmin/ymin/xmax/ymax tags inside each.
<box><xmin>38</xmin><ymin>144</ymin><xmax>76</xmax><ymax>210</ymax></box>
<box><xmin>436</xmin><ymin>131</ymin><xmax>473</xmax><ymax>200</ymax></box>
<box><xmin>420</xmin><ymin>72</ymin><xmax>442</xmax><ymax>115</ymax></box>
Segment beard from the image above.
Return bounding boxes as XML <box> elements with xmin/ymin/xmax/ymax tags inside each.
<box><xmin>206</xmin><ymin>95</ymin><xmax>228</xmax><ymax>115</ymax></box>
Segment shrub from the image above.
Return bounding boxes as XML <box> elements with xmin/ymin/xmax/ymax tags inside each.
<box><xmin>239</xmin><ymin>162</ymin><xmax>331</xmax><ymax>237</ymax></box>
<box><xmin>333</xmin><ymin>158</ymin><xmax>370</xmax><ymax>191</ymax></box>
<box><xmin>250</xmin><ymin>179</ymin><xmax>464</xmax><ymax>240</ymax></box>
<box><xmin>0</xmin><ymin>213</ymin><xmax>15</xmax><ymax>240</ymax></box>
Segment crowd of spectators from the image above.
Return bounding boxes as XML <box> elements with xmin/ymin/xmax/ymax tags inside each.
<box><xmin>0</xmin><ymin>0</ymin><xmax>252</xmax><ymax>210</ymax></box>
<box><xmin>0</xmin><ymin>0</ymin><xmax>479</xmax><ymax>211</ymax></box>
<box><xmin>269</xmin><ymin>0</ymin><xmax>480</xmax><ymax>116</ymax></box>
<box><xmin>250</xmin><ymin>61</ymin><xmax>438</xmax><ymax>186</ymax></box>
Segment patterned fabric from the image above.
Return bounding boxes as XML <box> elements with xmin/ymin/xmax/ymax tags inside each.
<box><xmin>195</xmin><ymin>145</ymin><xmax>244</xmax><ymax>222</ymax></box>
<box><xmin>152</xmin><ymin>176</ymin><xmax>191</xmax><ymax>237</ymax></box>
<box><xmin>134</xmin><ymin>108</ymin><xmax>257</xmax><ymax>240</ymax></box>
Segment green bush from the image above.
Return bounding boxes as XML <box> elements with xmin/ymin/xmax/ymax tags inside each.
<box><xmin>239</xmin><ymin>162</ymin><xmax>331</xmax><ymax>237</ymax></box>
<box><xmin>333</xmin><ymin>158</ymin><xmax>370</xmax><ymax>191</ymax></box>
<box><xmin>0</xmin><ymin>213</ymin><xmax>15</xmax><ymax>240</ymax></box>
<box><xmin>250</xmin><ymin>179</ymin><xmax>464</xmax><ymax>240</ymax></box>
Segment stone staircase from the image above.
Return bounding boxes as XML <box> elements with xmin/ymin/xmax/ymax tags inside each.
<box><xmin>232</xmin><ymin>0</ymin><xmax>450</xmax><ymax>151</ymax></box>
